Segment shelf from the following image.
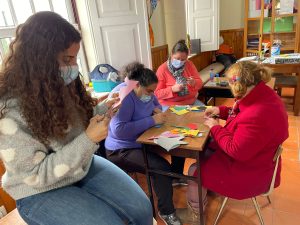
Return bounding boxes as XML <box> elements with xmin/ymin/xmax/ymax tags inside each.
<box><xmin>280</xmin><ymin>47</ymin><xmax>295</xmax><ymax>51</ymax></box>
<box><xmin>273</xmin><ymin>31</ymin><xmax>296</xmax><ymax>34</ymax></box>
<box><xmin>246</xmin><ymin>49</ymin><xmax>259</xmax><ymax>53</ymax></box>
<box><xmin>275</xmin><ymin>13</ymin><xmax>297</xmax><ymax>18</ymax></box>
<box><xmin>248</xmin><ymin>31</ymin><xmax>296</xmax><ymax>35</ymax></box>
<box><xmin>247</xmin><ymin>17</ymin><xmax>261</xmax><ymax>21</ymax></box>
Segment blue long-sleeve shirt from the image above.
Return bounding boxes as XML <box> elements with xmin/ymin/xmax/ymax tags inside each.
<box><xmin>105</xmin><ymin>90</ymin><xmax>161</xmax><ymax>150</ymax></box>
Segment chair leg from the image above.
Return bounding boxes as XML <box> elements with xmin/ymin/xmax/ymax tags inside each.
<box><xmin>213</xmin><ymin>197</ymin><xmax>228</xmax><ymax>225</ymax></box>
<box><xmin>251</xmin><ymin>197</ymin><xmax>265</xmax><ymax>225</ymax></box>
<box><xmin>266</xmin><ymin>196</ymin><xmax>271</xmax><ymax>204</ymax></box>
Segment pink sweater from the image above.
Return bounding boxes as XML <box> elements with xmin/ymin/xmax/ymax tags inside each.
<box><xmin>155</xmin><ymin>61</ymin><xmax>203</xmax><ymax>106</ymax></box>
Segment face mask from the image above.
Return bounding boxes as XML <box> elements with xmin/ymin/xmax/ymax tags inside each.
<box><xmin>60</xmin><ymin>65</ymin><xmax>79</xmax><ymax>85</ymax></box>
<box><xmin>171</xmin><ymin>59</ymin><xmax>185</xmax><ymax>69</ymax></box>
<box><xmin>140</xmin><ymin>94</ymin><xmax>152</xmax><ymax>103</ymax></box>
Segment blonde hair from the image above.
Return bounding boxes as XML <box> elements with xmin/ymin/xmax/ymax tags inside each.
<box><xmin>226</xmin><ymin>61</ymin><xmax>272</xmax><ymax>98</ymax></box>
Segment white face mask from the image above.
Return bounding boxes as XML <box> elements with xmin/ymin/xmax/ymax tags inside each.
<box><xmin>60</xmin><ymin>65</ymin><xmax>79</xmax><ymax>85</ymax></box>
<box><xmin>140</xmin><ymin>94</ymin><xmax>152</xmax><ymax>103</ymax></box>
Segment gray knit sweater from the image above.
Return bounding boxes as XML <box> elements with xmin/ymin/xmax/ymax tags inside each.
<box><xmin>0</xmin><ymin>98</ymin><xmax>108</xmax><ymax>200</ymax></box>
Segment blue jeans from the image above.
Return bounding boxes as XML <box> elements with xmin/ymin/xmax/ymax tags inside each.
<box><xmin>16</xmin><ymin>155</ymin><xmax>153</xmax><ymax>225</ymax></box>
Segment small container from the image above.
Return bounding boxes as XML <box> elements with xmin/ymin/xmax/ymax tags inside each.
<box><xmin>271</xmin><ymin>46</ymin><xmax>280</xmax><ymax>56</ymax></box>
<box><xmin>92</xmin><ymin>80</ymin><xmax>120</xmax><ymax>92</ymax></box>
<box><xmin>215</xmin><ymin>73</ymin><xmax>220</xmax><ymax>85</ymax></box>
<box><xmin>209</xmin><ymin>69</ymin><xmax>215</xmax><ymax>81</ymax></box>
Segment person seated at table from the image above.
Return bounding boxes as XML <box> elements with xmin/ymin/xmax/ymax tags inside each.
<box><xmin>155</xmin><ymin>40</ymin><xmax>203</xmax><ymax>111</ymax></box>
<box><xmin>184</xmin><ymin>61</ymin><xmax>289</xmax><ymax>221</ymax></box>
<box><xmin>105</xmin><ymin>62</ymin><xmax>183</xmax><ymax>225</ymax></box>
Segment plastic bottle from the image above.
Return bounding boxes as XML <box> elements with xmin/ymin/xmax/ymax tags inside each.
<box><xmin>215</xmin><ymin>73</ymin><xmax>220</xmax><ymax>85</ymax></box>
<box><xmin>209</xmin><ymin>69</ymin><xmax>215</xmax><ymax>81</ymax></box>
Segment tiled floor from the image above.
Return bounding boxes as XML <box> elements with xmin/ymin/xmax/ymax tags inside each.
<box><xmin>138</xmin><ymin>88</ymin><xmax>300</xmax><ymax>225</ymax></box>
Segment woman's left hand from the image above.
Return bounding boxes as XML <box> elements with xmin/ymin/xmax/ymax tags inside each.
<box><xmin>105</xmin><ymin>95</ymin><xmax>120</xmax><ymax>109</ymax></box>
<box><xmin>204</xmin><ymin>117</ymin><xmax>219</xmax><ymax>129</ymax></box>
<box><xmin>153</xmin><ymin>108</ymin><xmax>162</xmax><ymax>114</ymax></box>
<box><xmin>187</xmin><ymin>77</ymin><xmax>196</xmax><ymax>87</ymax></box>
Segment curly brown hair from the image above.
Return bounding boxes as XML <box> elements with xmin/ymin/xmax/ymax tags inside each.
<box><xmin>0</xmin><ymin>12</ymin><xmax>96</xmax><ymax>145</ymax></box>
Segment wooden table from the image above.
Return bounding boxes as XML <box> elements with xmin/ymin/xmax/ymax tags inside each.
<box><xmin>137</xmin><ymin>111</ymin><xmax>210</xmax><ymax>225</ymax></box>
<box><xmin>204</xmin><ymin>75</ymin><xmax>277</xmax><ymax>106</ymax></box>
<box><xmin>263</xmin><ymin>63</ymin><xmax>300</xmax><ymax>116</ymax></box>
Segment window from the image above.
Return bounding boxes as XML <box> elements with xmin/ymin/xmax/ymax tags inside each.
<box><xmin>0</xmin><ymin>0</ymin><xmax>89</xmax><ymax>83</ymax></box>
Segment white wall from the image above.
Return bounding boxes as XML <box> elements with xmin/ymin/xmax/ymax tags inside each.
<box><xmin>163</xmin><ymin>0</ymin><xmax>187</xmax><ymax>53</ymax></box>
<box><xmin>220</xmin><ymin>0</ymin><xmax>244</xmax><ymax>30</ymax></box>
<box><xmin>149</xmin><ymin>1</ymin><xmax>167</xmax><ymax>47</ymax></box>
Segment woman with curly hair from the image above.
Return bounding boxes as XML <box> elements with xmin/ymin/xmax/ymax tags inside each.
<box><xmin>0</xmin><ymin>12</ymin><xmax>152</xmax><ymax>225</ymax></box>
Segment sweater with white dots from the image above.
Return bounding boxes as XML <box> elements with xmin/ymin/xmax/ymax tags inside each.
<box><xmin>0</xmin><ymin>98</ymin><xmax>108</xmax><ymax>200</ymax></box>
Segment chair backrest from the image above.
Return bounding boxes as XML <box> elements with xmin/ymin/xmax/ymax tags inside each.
<box><xmin>262</xmin><ymin>145</ymin><xmax>283</xmax><ymax>196</ymax></box>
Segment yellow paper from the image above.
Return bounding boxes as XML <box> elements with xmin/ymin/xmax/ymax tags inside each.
<box><xmin>190</xmin><ymin>106</ymin><xmax>200</xmax><ymax>111</ymax></box>
<box><xmin>206</xmin><ymin>106</ymin><xmax>212</xmax><ymax>109</ymax></box>
<box><xmin>186</xmin><ymin>130</ymin><xmax>199</xmax><ymax>137</ymax></box>
<box><xmin>174</xmin><ymin>109</ymin><xmax>189</xmax><ymax>116</ymax></box>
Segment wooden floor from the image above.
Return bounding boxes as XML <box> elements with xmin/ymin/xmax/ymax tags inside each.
<box><xmin>138</xmin><ymin>88</ymin><xmax>300</xmax><ymax>225</ymax></box>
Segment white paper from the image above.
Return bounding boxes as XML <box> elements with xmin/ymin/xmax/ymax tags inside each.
<box><xmin>280</xmin><ymin>0</ymin><xmax>294</xmax><ymax>14</ymax></box>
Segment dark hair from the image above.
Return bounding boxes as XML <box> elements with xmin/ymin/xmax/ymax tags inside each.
<box><xmin>0</xmin><ymin>11</ymin><xmax>96</xmax><ymax>145</ymax></box>
<box><xmin>123</xmin><ymin>62</ymin><xmax>158</xmax><ymax>87</ymax></box>
<box><xmin>171</xmin><ymin>39</ymin><xmax>189</xmax><ymax>55</ymax></box>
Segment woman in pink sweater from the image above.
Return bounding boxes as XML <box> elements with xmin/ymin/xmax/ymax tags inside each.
<box><xmin>181</xmin><ymin>61</ymin><xmax>288</xmax><ymax>223</ymax></box>
<box><xmin>155</xmin><ymin>40</ymin><xmax>203</xmax><ymax>110</ymax></box>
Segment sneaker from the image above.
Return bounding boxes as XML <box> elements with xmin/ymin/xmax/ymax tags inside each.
<box><xmin>158</xmin><ymin>212</ymin><xmax>182</xmax><ymax>225</ymax></box>
<box><xmin>172</xmin><ymin>178</ymin><xmax>188</xmax><ymax>187</ymax></box>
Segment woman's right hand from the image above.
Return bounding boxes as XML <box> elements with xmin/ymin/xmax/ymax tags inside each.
<box><xmin>86</xmin><ymin>115</ymin><xmax>110</xmax><ymax>143</ymax></box>
<box><xmin>171</xmin><ymin>83</ymin><xmax>184</xmax><ymax>93</ymax></box>
<box><xmin>152</xmin><ymin>112</ymin><xmax>166</xmax><ymax>125</ymax></box>
<box><xmin>204</xmin><ymin>107</ymin><xmax>220</xmax><ymax>118</ymax></box>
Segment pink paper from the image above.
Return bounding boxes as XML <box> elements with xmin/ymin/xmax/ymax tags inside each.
<box><xmin>113</xmin><ymin>77</ymin><xmax>138</xmax><ymax>108</ymax></box>
<box><xmin>148</xmin><ymin>131</ymin><xmax>181</xmax><ymax>140</ymax></box>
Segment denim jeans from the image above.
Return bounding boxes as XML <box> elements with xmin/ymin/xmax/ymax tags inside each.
<box><xmin>16</xmin><ymin>155</ymin><xmax>153</xmax><ymax>225</ymax></box>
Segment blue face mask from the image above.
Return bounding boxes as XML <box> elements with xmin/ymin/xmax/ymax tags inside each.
<box><xmin>171</xmin><ymin>59</ymin><xmax>185</xmax><ymax>69</ymax></box>
<box><xmin>140</xmin><ymin>94</ymin><xmax>152</xmax><ymax>103</ymax></box>
<box><xmin>60</xmin><ymin>65</ymin><xmax>79</xmax><ymax>85</ymax></box>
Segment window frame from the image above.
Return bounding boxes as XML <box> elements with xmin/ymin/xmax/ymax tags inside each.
<box><xmin>0</xmin><ymin>0</ymin><xmax>90</xmax><ymax>83</ymax></box>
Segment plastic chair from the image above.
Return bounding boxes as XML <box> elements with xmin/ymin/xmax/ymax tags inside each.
<box><xmin>213</xmin><ymin>145</ymin><xmax>283</xmax><ymax>225</ymax></box>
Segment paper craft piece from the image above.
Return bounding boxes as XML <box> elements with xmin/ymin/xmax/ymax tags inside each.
<box><xmin>113</xmin><ymin>77</ymin><xmax>138</xmax><ymax>108</ymax></box>
<box><xmin>174</xmin><ymin>106</ymin><xmax>188</xmax><ymax>111</ymax></box>
<box><xmin>154</xmin><ymin>136</ymin><xmax>188</xmax><ymax>151</ymax></box>
<box><xmin>148</xmin><ymin>131</ymin><xmax>181</xmax><ymax>140</ymax></box>
<box><xmin>185</xmin><ymin>130</ymin><xmax>199</xmax><ymax>137</ymax></box>
<box><xmin>175</xmin><ymin>109</ymin><xmax>189</xmax><ymax>116</ymax></box>
<box><xmin>187</xmin><ymin>123</ymin><xmax>198</xmax><ymax>130</ymax></box>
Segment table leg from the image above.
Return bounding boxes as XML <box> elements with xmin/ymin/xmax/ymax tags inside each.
<box><xmin>294</xmin><ymin>68</ymin><xmax>300</xmax><ymax>116</ymax></box>
<box><xmin>196</xmin><ymin>152</ymin><xmax>205</xmax><ymax>225</ymax></box>
<box><xmin>142</xmin><ymin>144</ymin><xmax>156</xmax><ymax>218</ymax></box>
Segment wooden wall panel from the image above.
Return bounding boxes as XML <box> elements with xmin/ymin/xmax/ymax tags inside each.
<box><xmin>151</xmin><ymin>44</ymin><xmax>169</xmax><ymax>72</ymax></box>
<box><xmin>220</xmin><ymin>28</ymin><xmax>244</xmax><ymax>59</ymax></box>
<box><xmin>189</xmin><ymin>51</ymin><xmax>214</xmax><ymax>71</ymax></box>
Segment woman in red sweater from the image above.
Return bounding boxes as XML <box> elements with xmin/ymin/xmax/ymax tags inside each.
<box><xmin>185</xmin><ymin>61</ymin><xmax>288</xmax><ymax>222</ymax></box>
<box><xmin>155</xmin><ymin>40</ymin><xmax>203</xmax><ymax>110</ymax></box>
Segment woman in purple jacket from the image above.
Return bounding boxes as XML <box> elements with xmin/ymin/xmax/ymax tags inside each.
<box><xmin>105</xmin><ymin>62</ymin><xmax>182</xmax><ymax>225</ymax></box>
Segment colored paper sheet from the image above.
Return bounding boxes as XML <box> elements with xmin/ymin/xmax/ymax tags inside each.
<box><xmin>113</xmin><ymin>77</ymin><xmax>138</xmax><ymax>108</ymax></box>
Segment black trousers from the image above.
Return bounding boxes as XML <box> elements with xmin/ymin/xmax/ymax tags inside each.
<box><xmin>106</xmin><ymin>148</ymin><xmax>185</xmax><ymax>215</ymax></box>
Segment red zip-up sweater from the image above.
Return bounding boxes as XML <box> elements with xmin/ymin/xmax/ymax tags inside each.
<box><xmin>196</xmin><ymin>82</ymin><xmax>288</xmax><ymax>199</ymax></box>
<box><xmin>155</xmin><ymin>61</ymin><xmax>203</xmax><ymax>106</ymax></box>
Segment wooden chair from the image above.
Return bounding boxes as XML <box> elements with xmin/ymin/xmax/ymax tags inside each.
<box><xmin>213</xmin><ymin>145</ymin><xmax>283</xmax><ymax>225</ymax></box>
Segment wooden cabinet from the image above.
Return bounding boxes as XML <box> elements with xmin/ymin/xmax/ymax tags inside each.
<box><xmin>243</xmin><ymin>0</ymin><xmax>300</xmax><ymax>56</ymax></box>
